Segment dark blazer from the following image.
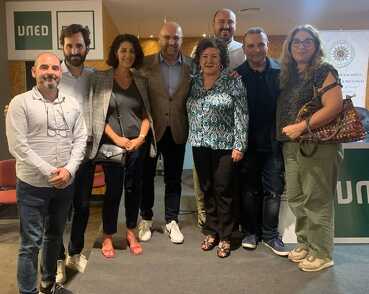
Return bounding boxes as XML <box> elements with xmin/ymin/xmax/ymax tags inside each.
<box><xmin>140</xmin><ymin>53</ymin><xmax>192</xmax><ymax>144</ymax></box>
<box><xmin>89</xmin><ymin>68</ymin><xmax>156</xmax><ymax>159</ymax></box>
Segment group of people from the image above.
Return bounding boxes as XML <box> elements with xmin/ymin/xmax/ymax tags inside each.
<box><xmin>5</xmin><ymin>7</ymin><xmax>344</xmax><ymax>294</ymax></box>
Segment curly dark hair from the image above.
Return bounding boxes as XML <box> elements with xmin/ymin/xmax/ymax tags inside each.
<box><xmin>194</xmin><ymin>38</ymin><xmax>229</xmax><ymax>71</ymax></box>
<box><xmin>60</xmin><ymin>24</ymin><xmax>91</xmax><ymax>48</ymax></box>
<box><xmin>106</xmin><ymin>34</ymin><xmax>144</xmax><ymax>69</ymax></box>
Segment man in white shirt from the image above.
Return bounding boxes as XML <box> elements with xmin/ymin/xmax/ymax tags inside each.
<box><xmin>213</xmin><ymin>8</ymin><xmax>246</xmax><ymax>69</ymax></box>
<box><xmin>55</xmin><ymin>24</ymin><xmax>95</xmax><ymax>284</ymax></box>
<box><xmin>6</xmin><ymin>52</ymin><xmax>87</xmax><ymax>294</ymax></box>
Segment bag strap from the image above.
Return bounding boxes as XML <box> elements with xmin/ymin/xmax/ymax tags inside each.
<box><xmin>113</xmin><ymin>98</ymin><xmax>125</xmax><ymax>138</ymax></box>
<box><xmin>315</xmin><ymin>81</ymin><xmax>341</xmax><ymax>98</ymax></box>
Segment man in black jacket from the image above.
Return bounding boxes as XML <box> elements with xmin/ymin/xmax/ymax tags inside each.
<box><xmin>236</xmin><ymin>27</ymin><xmax>288</xmax><ymax>256</ymax></box>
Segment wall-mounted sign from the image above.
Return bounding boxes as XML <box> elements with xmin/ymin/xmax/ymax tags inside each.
<box><xmin>56</xmin><ymin>11</ymin><xmax>96</xmax><ymax>50</ymax></box>
<box><xmin>321</xmin><ymin>31</ymin><xmax>369</xmax><ymax>108</ymax></box>
<box><xmin>334</xmin><ymin>143</ymin><xmax>369</xmax><ymax>242</ymax></box>
<box><xmin>14</xmin><ymin>11</ymin><xmax>53</xmax><ymax>50</ymax></box>
<box><xmin>6</xmin><ymin>0</ymin><xmax>103</xmax><ymax>60</ymax></box>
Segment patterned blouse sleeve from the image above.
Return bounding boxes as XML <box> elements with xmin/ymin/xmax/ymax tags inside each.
<box><xmin>314</xmin><ymin>62</ymin><xmax>342</xmax><ymax>89</ymax></box>
<box><xmin>232</xmin><ymin>77</ymin><xmax>249</xmax><ymax>152</ymax></box>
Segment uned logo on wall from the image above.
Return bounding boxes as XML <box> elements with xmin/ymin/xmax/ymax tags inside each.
<box><xmin>14</xmin><ymin>11</ymin><xmax>52</xmax><ymax>50</ymax></box>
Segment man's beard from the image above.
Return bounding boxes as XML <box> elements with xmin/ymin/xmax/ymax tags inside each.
<box><xmin>65</xmin><ymin>53</ymin><xmax>86</xmax><ymax>67</ymax></box>
<box><xmin>42</xmin><ymin>75</ymin><xmax>58</xmax><ymax>89</ymax></box>
<box><xmin>218</xmin><ymin>30</ymin><xmax>232</xmax><ymax>43</ymax></box>
<box><xmin>164</xmin><ymin>45</ymin><xmax>179</xmax><ymax>57</ymax></box>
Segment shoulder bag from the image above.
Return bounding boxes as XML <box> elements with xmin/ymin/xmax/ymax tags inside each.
<box><xmin>94</xmin><ymin>99</ymin><xmax>127</xmax><ymax>166</ymax></box>
<box><xmin>295</xmin><ymin>82</ymin><xmax>365</xmax><ymax>157</ymax></box>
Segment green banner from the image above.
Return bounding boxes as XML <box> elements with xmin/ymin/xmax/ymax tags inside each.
<box><xmin>335</xmin><ymin>147</ymin><xmax>369</xmax><ymax>238</ymax></box>
<box><xmin>14</xmin><ymin>11</ymin><xmax>52</xmax><ymax>50</ymax></box>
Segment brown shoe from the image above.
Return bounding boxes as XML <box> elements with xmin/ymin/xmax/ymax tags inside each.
<box><xmin>288</xmin><ymin>244</ymin><xmax>309</xmax><ymax>263</ymax></box>
<box><xmin>217</xmin><ymin>240</ymin><xmax>231</xmax><ymax>258</ymax></box>
<box><xmin>298</xmin><ymin>255</ymin><xmax>334</xmax><ymax>272</ymax></box>
<box><xmin>201</xmin><ymin>235</ymin><xmax>219</xmax><ymax>251</ymax></box>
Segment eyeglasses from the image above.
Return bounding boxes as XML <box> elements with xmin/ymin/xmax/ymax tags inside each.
<box><xmin>291</xmin><ymin>38</ymin><xmax>315</xmax><ymax>48</ymax></box>
<box><xmin>43</xmin><ymin>99</ymin><xmax>70</xmax><ymax>137</ymax></box>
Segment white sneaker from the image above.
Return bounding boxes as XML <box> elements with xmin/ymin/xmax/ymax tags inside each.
<box><xmin>66</xmin><ymin>254</ymin><xmax>87</xmax><ymax>273</ymax></box>
<box><xmin>165</xmin><ymin>220</ymin><xmax>184</xmax><ymax>244</ymax></box>
<box><xmin>56</xmin><ymin>260</ymin><xmax>66</xmax><ymax>285</ymax></box>
<box><xmin>138</xmin><ymin>220</ymin><xmax>153</xmax><ymax>242</ymax></box>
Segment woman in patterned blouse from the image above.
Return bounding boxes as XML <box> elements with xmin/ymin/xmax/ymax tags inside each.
<box><xmin>276</xmin><ymin>25</ymin><xmax>343</xmax><ymax>271</ymax></box>
<box><xmin>187</xmin><ymin>38</ymin><xmax>248</xmax><ymax>258</ymax></box>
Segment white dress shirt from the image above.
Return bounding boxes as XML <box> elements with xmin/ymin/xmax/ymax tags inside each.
<box><xmin>6</xmin><ymin>86</ymin><xmax>87</xmax><ymax>187</ymax></box>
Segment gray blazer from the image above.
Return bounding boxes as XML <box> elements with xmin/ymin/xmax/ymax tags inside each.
<box><xmin>89</xmin><ymin>68</ymin><xmax>157</xmax><ymax>159</ymax></box>
<box><xmin>140</xmin><ymin>53</ymin><xmax>192</xmax><ymax>144</ymax></box>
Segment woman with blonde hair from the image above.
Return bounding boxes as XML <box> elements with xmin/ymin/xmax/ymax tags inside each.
<box><xmin>276</xmin><ymin>24</ymin><xmax>343</xmax><ymax>271</ymax></box>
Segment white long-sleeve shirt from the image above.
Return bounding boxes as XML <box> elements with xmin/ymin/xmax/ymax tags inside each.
<box><xmin>6</xmin><ymin>86</ymin><xmax>87</xmax><ymax>187</ymax></box>
<box><xmin>227</xmin><ymin>39</ymin><xmax>246</xmax><ymax>70</ymax></box>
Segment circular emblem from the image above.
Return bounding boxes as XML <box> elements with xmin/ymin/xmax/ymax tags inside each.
<box><xmin>328</xmin><ymin>40</ymin><xmax>355</xmax><ymax>68</ymax></box>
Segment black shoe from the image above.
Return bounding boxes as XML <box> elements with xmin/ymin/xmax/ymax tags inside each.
<box><xmin>263</xmin><ymin>237</ymin><xmax>289</xmax><ymax>256</ymax></box>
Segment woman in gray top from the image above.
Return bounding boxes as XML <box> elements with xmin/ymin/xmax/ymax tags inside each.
<box><xmin>90</xmin><ymin>34</ymin><xmax>156</xmax><ymax>258</ymax></box>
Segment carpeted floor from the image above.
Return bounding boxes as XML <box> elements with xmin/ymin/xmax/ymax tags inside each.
<box><xmin>67</xmin><ymin>221</ymin><xmax>369</xmax><ymax>294</ymax></box>
<box><xmin>65</xmin><ymin>173</ymin><xmax>369</xmax><ymax>294</ymax></box>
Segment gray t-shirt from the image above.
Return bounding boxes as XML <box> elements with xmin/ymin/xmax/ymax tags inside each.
<box><xmin>103</xmin><ymin>80</ymin><xmax>144</xmax><ymax>142</ymax></box>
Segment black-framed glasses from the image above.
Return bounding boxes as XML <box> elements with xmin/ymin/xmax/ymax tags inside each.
<box><xmin>291</xmin><ymin>38</ymin><xmax>315</xmax><ymax>48</ymax></box>
<box><xmin>43</xmin><ymin>99</ymin><xmax>70</xmax><ymax>137</ymax></box>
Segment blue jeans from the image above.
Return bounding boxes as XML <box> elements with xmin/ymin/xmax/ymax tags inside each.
<box><xmin>239</xmin><ymin>149</ymin><xmax>284</xmax><ymax>240</ymax></box>
<box><xmin>16</xmin><ymin>179</ymin><xmax>74</xmax><ymax>294</ymax></box>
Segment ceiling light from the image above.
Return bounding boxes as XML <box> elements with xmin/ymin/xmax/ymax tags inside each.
<box><xmin>239</xmin><ymin>7</ymin><xmax>261</xmax><ymax>12</ymax></box>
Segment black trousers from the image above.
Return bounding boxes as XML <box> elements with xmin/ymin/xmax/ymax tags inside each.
<box><xmin>141</xmin><ymin>128</ymin><xmax>186</xmax><ymax>223</ymax></box>
<box><xmin>103</xmin><ymin>144</ymin><xmax>146</xmax><ymax>234</ymax></box>
<box><xmin>58</xmin><ymin>160</ymin><xmax>95</xmax><ymax>259</ymax></box>
<box><xmin>239</xmin><ymin>149</ymin><xmax>284</xmax><ymax>241</ymax></box>
<box><xmin>193</xmin><ymin>147</ymin><xmax>235</xmax><ymax>241</ymax></box>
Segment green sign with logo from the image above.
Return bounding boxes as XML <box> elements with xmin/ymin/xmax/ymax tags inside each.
<box><xmin>14</xmin><ymin>11</ymin><xmax>52</xmax><ymax>50</ymax></box>
<box><xmin>335</xmin><ymin>146</ymin><xmax>369</xmax><ymax>238</ymax></box>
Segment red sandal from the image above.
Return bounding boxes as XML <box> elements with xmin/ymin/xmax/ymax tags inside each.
<box><xmin>101</xmin><ymin>236</ymin><xmax>115</xmax><ymax>258</ymax></box>
<box><xmin>127</xmin><ymin>230</ymin><xmax>143</xmax><ymax>255</ymax></box>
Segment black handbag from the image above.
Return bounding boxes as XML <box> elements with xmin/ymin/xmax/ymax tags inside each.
<box><xmin>94</xmin><ymin>99</ymin><xmax>127</xmax><ymax>166</ymax></box>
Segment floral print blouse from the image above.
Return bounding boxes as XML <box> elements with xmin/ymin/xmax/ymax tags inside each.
<box><xmin>186</xmin><ymin>71</ymin><xmax>249</xmax><ymax>152</ymax></box>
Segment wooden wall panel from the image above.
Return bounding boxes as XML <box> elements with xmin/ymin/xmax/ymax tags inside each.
<box><xmin>8</xmin><ymin>61</ymin><xmax>26</xmax><ymax>98</ymax></box>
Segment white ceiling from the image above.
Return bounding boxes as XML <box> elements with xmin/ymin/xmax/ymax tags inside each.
<box><xmin>104</xmin><ymin>0</ymin><xmax>369</xmax><ymax>37</ymax></box>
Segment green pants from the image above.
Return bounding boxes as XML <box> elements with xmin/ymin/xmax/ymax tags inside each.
<box><xmin>283</xmin><ymin>142</ymin><xmax>340</xmax><ymax>259</ymax></box>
